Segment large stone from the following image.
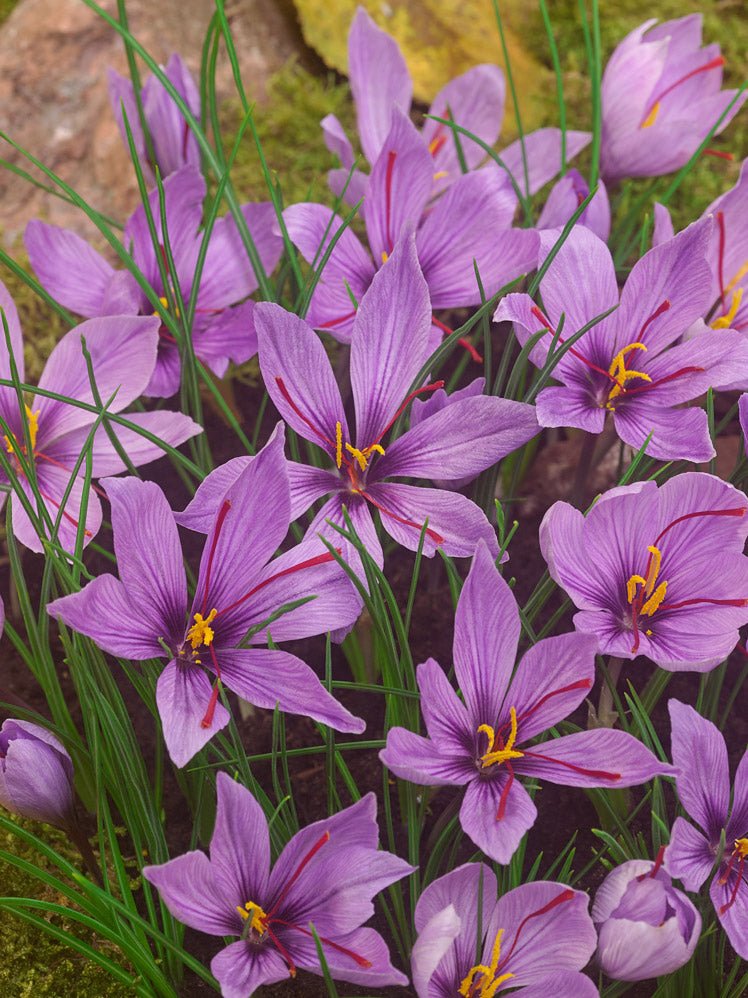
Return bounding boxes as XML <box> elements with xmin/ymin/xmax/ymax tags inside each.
<box><xmin>0</xmin><ymin>0</ymin><xmax>308</xmax><ymax>240</ymax></box>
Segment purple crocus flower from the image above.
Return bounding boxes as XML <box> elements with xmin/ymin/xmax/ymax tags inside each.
<box><xmin>537</xmin><ymin>168</ymin><xmax>611</xmax><ymax>243</ymax></box>
<box><xmin>26</xmin><ymin>167</ymin><xmax>283</xmax><ymax>397</ymax></box>
<box><xmin>600</xmin><ymin>15</ymin><xmax>745</xmax><ymax>182</ymax></box>
<box><xmin>0</xmin><ymin>719</ymin><xmax>75</xmax><ymax>829</ymax></box>
<box><xmin>326</xmin><ymin>6</ymin><xmax>590</xmax><ymax>206</ymax></box>
<box><xmin>0</xmin><ymin>280</ymin><xmax>199</xmax><ymax>553</ymax></box>
<box><xmin>108</xmin><ymin>53</ymin><xmax>200</xmax><ymax>184</ymax></box>
<box><xmin>411</xmin><ymin>861</ymin><xmax>598</xmax><ymax>997</ymax></box>
<box><xmin>591</xmin><ymin>854</ymin><xmax>701</xmax><ymax>981</ymax></box>
<box><xmin>666</xmin><ymin>699</ymin><xmax>748</xmax><ymax>960</ymax></box>
<box><xmin>144</xmin><ymin>775</ymin><xmax>412</xmax><ymax>995</ymax></box>
<box><xmin>286</xmin><ymin>109</ymin><xmax>539</xmax><ymax>347</ymax></box>
<box><xmin>256</xmin><ymin>233</ymin><xmax>539</xmax><ymax>570</ymax></box>
<box><xmin>540</xmin><ymin>473</ymin><xmax>748</xmax><ymax>671</ymax></box>
<box><xmin>47</xmin><ymin>428</ymin><xmax>363</xmax><ymax>767</ymax></box>
<box><xmin>380</xmin><ymin>542</ymin><xmax>670</xmax><ymax>863</ymax></box>
<box><xmin>496</xmin><ymin>219</ymin><xmax>748</xmax><ymax>462</ymax></box>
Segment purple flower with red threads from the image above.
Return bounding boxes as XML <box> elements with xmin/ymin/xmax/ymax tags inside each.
<box><xmin>537</xmin><ymin>168</ymin><xmax>611</xmax><ymax>243</ymax></box>
<box><xmin>666</xmin><ymin>699</ymin><xmax>748</xmax><ymax>961</ymax></box>
<box><xmin>0</xmin><ymin>280</ymin><xmax>199</xmax><ymax>554</ymax></box>
<box><xmin>252</xmin><ymin>232</ymin><xmax>539</xmax><ymax>571</ymax></box>
<box><xmin>496</xmin><ymin>219</ymin><xmax>748</xmax><ymax>462</ymax></box>
<box><xmin>600</xmin><ymin>15</ymin><xmax>745</xmax><ymax>182</ymax></box>
<box><xmin>25</xmin><ymin>167</ymin><xmax>283</xmax><ymax>397</ymax></box>
<box><xmin>380</xmin><ymin>542</ymin><xmax>670</xmax><ymax>864</ymax></box>
<box><xmin>411</xmin><ymin>861</ymin><xmax>598</xmax><ymax>997</ymax></box>
<box><xmin>144</xmin><ymin>775</ymin><xmax>412</xmax><ymax>996</ymax></box>
<box><xmin>541</xmin><ymin>473</ymin><xmax>748</xmax><ymax>671</ymax></box>
<box><xmin>47</xmin><ymin>428</ymin><xmax>363</xmax><ymax>767</ymax></box>
<box><xmin>285</xmin><ymin>108</ymin><xmax>539</xmax><ymax>351</ymax></box>
<box><xmin>592</xmin><ymin>852</ymin><xmax>701</xmax><ymax>982</ymax></box>
<box><xmin>325</xmin><ymin>6</ymin><xmax>590</xmax><ymax>208</ymax></box>
<box><xmin>108</xmin><ymin>53</ymin><xmax>200</xmax><ymax>185</ymax></box>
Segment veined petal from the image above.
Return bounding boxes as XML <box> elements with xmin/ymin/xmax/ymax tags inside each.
<box><xmin>11</xmin><ymin>462</ymin><xmax>103</xmax><ymax>555</ymax></box>
<box><xmin>669</xmin><ymin>698</ymin><xmax>730</xmax><ymax>837</ymax></box>
<box><xmin>24</xmin><ymin>221</ymin><xmax>115</xmax><ymax>318</ymax></box>
<box><xmin>499</xmin><ymin>128</ymin><xmax>591</xmax><ymax>197</ymax></box>
<box><xmin>176</xmin><ymin>455</ymin><xmax>251</xmax><ymax>534</ymax></box>
<box><xmin>411</xmin><ymin>904</ymin><xmax>462</xmax><ymax>998</ymax></box>
<box><xmin>211</xmin><ymin>940</ymin><xmax>289</xmax><ymax>998</ymax></box>
<box><xmin>143</xmin><ymin>851</ymin><xmax>237</xmax><ymax>937</ymax></box>
<box><xmin>459</xmin><ymin>773</ymin><xmax>537</xmax><ymax>864</ymax></box>
<box><xmin>210</xmin><ymin>772</ymin><xmax>270</xmax><ymax>905</ymax></box>
<box><xmin>380</xmin><ymin>726</ymin><xmax>474</xmax><ymax>786</ymax></box>
<box><xmin>199</xmin><ymin>202</ymin><xmax>283</xmax><ymax>306</ymax></box>
<box><xmin>665</xmin><ymin>816</ymin><xmax>715</xmax><ymax>892</ymax></box>
<box><xmin>156</xmin><ymin>659</ymin><xmax>230</xmax><ymax>768</ymax></box>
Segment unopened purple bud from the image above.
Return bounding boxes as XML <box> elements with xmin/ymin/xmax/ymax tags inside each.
<box><xmin>592</xmin><ymin>856</ymin><xmax>701</xmax><ymax>981</ymax></box>
<box><xmin>0</xmin><ymin>719</ymin><xmax>75</xmax><ymax>828</ymax></box>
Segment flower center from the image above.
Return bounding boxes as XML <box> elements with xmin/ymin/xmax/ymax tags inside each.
<box><xmin>717</xmin><ymin>837</ymin><xmax>748</xmax><ymax>914</ymax></box>
<box><xmin>605</xmin><ymin>342</ymin><xmax>650</xmax><ymax>408</ymax></box>
<box><xmin>458</xmin><ymin>929</ymin><xmax>514</xmax><ymax>998</ymax></box>
<box><xmin>478</xmin><ymin>708</ymin><xmax>524</xmax><ymax>770</ymax></box>
<box><xmin>335</xmin><ymin>420</ymin><xmax>385</xmax><ymax>475</ymax></box>
<box><xmin>236</xmin><ymin>900</ymin><xmax>268</xmax><ymax>937</ymax></box>
<box><xmin>186</xmin><ymin>609</ymin><xmax>218</xmax><ymax>653</ymax></box>
<box><xmin>4</xmin><ymin>404</ymin><xmax>40</xmax><ymax>457</ymax></box>
<box><xmin>640</xmin><ymin>55</ymin><xmax>726</xmax><ymax>128</ymax></box>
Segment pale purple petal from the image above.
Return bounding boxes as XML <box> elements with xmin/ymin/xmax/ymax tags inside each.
<box><xmin>199</xmin><ymin>203</ymin><xmax>283</xmax><ymax>306</ymax></box>
<box><xmin>211</xmin><ymin>942</ymin><xmax>289</xmax><ymax>998</ymax></box>
<box><xmin>665</xmin><ymin>817</ymin><xmax>715</xmax><ymax>892</ymax></box>
<box><xmin>653</xmin><ymin>202</ymin><xmax>675</xmax><ymax>246</ymax></box>
<box><xmin>287</xmin><ymin>461</ymin><xmax>338</xmax><ymax>520</ymax></box>
<box><xmin>24</xmin><ymin>221</ymin><xmax>115</xmax><ymax>318</ymax></box>
<box><xmin>613</xmin><ymin>399</ymin><xmax>714</xmax><ymax>463</ymax></box>
<box><xmin>499</xmin><ymin>128</ymin><xmax>592</xmax><ymax>197</ymax></box>
<box><xmin>11</xmin><ymin>462</ymin><xmax>103</xmax><ymax>555</ymax></box>
<box><xmin>321</xmin><ymin>113</ymin><xmax>355</xmax><ymax>170</ymax></box>
<box><xmin>518</xmin><ymin>971</ymin><xmax>599</xmax><ymax>998</ymax></box>
<box><xmin>411</xmin><ymin>904</ymin><xmax>462</xmax><ymax>998</ymax></box>
<box><xmin>516</xmin><ymin>729</ymin><xmax>671</xmax><ymax>788</ymax></box>
<box><xmin>459</xmin><ymin>774</ymin><xmax>537</xmax><ymax>864</ymax></box>
<box><xmin>210</xmin><ymin>772</ymin><xmax>270</xmax><ymax>906</ymax></box>
<box><xmin>143</xmin><ymin>851</ymin><xmax>237</xmax><ymax>937</ymax></box>
<box><xmin>711</xmin><ymin>870</ymin><xmax>748</xmax><ymax>960</ymax></box>
<box><xmin>176</xmin><ymin>455</ymin><xmax>251</xmax><ymax>533</ymax></box>
<box><xmin>380</xmin><ymin>727</ymin><xmax>474</xmax><ymax>786</ymax></box>
<box><xmin>156</xmin><ymin>659</ymin><xmax>230</xmax><ymax>768</ymax></box>
<box><xmin>669</xmin><ymin>698</ymin><xmax>730</xmax><ymax>837</ymax></box>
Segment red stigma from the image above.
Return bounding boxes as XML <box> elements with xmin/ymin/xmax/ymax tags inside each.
<box><xmin>494</xmin><ymin>889</ymin><xmax>575</xmax><ymax>973</ymax></box>
<box><xmin>717</xmin><ymin>211</ymin><xmax>727</xmax><ymax>306</ymax></box>
<box><xmin>432</xmin><ymin>315</ymin><xmax>483</xmax><ymax>362</ymax></box>
<box><xmin>275</xmin><ymin>377</ymin><xmax>340</xmax><ymax>454</ymax></box>
<box><xmin>641</xmin><ymin>55</ymin><xmax>726</xmax><ymax>125</ymax></box>
<box><xmin>637</xmin><ymin>845</ymin><xmax>666</xmax><ymax>881</ymax></box>
<box><xmin>636</xmin><ymin>299</ymin><xmax>671</xmax><ymax>342</ymax></box>
<box><xmin>318</xmin><ymin>308</ymin><xmax>358</xmax><ymax>330</ymax></box>
<box><xmin>370</xmin><ymin>380</ymin><xmax>445</xmax><ymax>448</ymax></box>
<box><xmin>201</xmin><ymin>643</ymin><xmax>223</xmax><ymax>729</ymax></box>
<box><xmin>530</xmin><ymin>306</ymin><xmax>619</xmax><ymax>386</ymax></box>
<box><xmin>718</xmin><ymin>847</ymin><xmax>747</xmax><ymax>914</ymax></box>
<box><xmin>360</xmin><ymin>489</ymin><xmax>444</xmax><ymax>545</ymax></box>
<box><xmin>654</xmin><ymin>506</ymin><xmax>747</xmax><ymax>547</ymax></box>
<box><xmin>705</xmin><ymin>149</ymin><xmax>734</xmax><ymax>161</ymax></box>
<box><xmin>202</xmin><ymin>499</ymin><xmax>231</xmax><ymax>615</ymax></box>
<box><xmin>215</xmin><ymin>550</ymin><xmax>339</xmax><ymax>619</ymax></box>
<box><xmin>384</xmin><ymin>150</ymin><xmax>397</xmax><ymax>256</ymax></box>
<box><xmin>520</xmin><ymin>748</ymin><xmax>621</xmax><ymax>782</ymax></box>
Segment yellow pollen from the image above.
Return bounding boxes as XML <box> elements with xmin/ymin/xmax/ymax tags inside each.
<box><xmin>236</xmin><ymin>900</ymin><xmax>268</xmax><ymax>935</ymax></box>
<box><xmin>606</xmin><ymin>342</ymin><xmax>650</xmax><ymax>407</ymax></box>
<box><xmin>344</xmin><ymin>441</ymin><xmax>386</xmax><ymax>472</ymax></box>
<box><xmin>186</xmin><ymin>608</ymin><xmax>218</xmax><ymax>650</ymax></box>
<box><xmin>381</xmin><ymin>251</ymin><xmax>389</xmax><ymax>264</ymax></box>
<box><xmin>335</xmin><ymin>420</ymin><xmax>343</xmax><ymax>469</ymax></box>
<box><xmin>711</xmin><ymin>286</ymin><xmax>744</xmax><ymax>329</ymax></box>
<box><xmin>627</xmin><ymin>575</ymin><xmax>647</xmax><ymax>603</ymax></box>
<box><xmin>643</xmin><ymin>545</ymin><xmax>662</xmax><ymax>596</ymax></box>
<box><xmin>641</xmin><ymin>101</ymin><xmax>661</xmax><ymax>129</ymax></box>
<box><xmin>154</xmin><ymin>295</ymin><xmax>180</xmax><ymax>319</ymax></box>
<box><xmin>641</xmin><ymin>580</ymin><xmax>668</xmax><ymax>616</ymax></box>
<box><xmin>433</xmin><ymin>170</ymin><xmax>449</xmax><ymax>181</ymax></box>
<box><xmin>478</xmin><ymin>708</ymin><xmax>523</xmax><ymax>769</ymax></box>
<box><xmin>427</xmin><ymin>136</ymin><xmax>442</xmax><ymax>155</ymax></box>
<box><xmin>735</xmin><ymin>837</ymin><xmax>748</xmax><ymax>858</ymax></box>
<box><xmin>4</xmin><ymin>404</ymin><xmax>40</xmax><ymax>456</ymax></box>
<box><xmin>458</xmin><ymin>928</ymin><xmax>514</xmax><ymax>998</ymax></box>
<box><xmin>627</xmin><ymin>544</ymin><xmax>668</xmax><ymax>618</ymax></box>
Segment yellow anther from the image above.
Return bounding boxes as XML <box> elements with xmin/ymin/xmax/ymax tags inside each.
<box><xmin>726</xmin><ymin>262</ymin><xmax>748</xmax><ymax>296</ymax></box>
<box><xmin>4</xmin><ymin>404</ymin><xmax>40</xmax><ymax>456</ymax></box>
<box><xmin>478</xmin><ymin>708</ymin><xmax>523</xmax><ymax>769</ymax></box>
<box><xmin>433</xmin><ymin>170</ymin><xmax>449</xmax><ymax>181</ymax></box>
<box><xmin>428</xmin><ymin>136</ymin><xmax>442</xmax><ymax>155</ymax></box>
<box><xmin>606</xmin><ymin>342</ymin><xmax>650</xmax><ymax>404</ymax></box>
<box><xmin>335</xmin><ymin>421</ymin><xmax>343</xmax><ymax>469</ymax></box>
<box><xmin>711</xmin><ymin>286</ymin><xmax>744</xmax><ymax>329</ymax></box>
<box><xmin>381</xmin><ymin>251</ymin><xmax>389</xmax><ymax>264</ymax></box>
<box><xmin>641</xmin><ymin>101</ymin><xmax>661</xmax><ymax>129</ymax></box>
<box><xmin>186</xmin><ymin>608</ymin><xmax>218</xmax><ymax>650</ymax></box>
<box><xmin>236</xmin><ymin>900</ymin><xmax>268</xmax><ymax>935</ymax></box>
<box><xmin>344</xmin><ymin>441</ymin><xmax>386</xmax><ymax>472</ymax></box>
<box><xmin>627</xmin><ymin>575</ymin><xmax>647</xmax><ymax>604</ymax></box>
<box><xmin>154</xmin><ymin>295</ymin><xmax>180</xmax><ymax>319</ymax></box>
<box><xmin>458</xmin><ymin>928</ymin><xmax>514</xmax><ymax>998</ymax></box>
<box><xmin>641</xmin><ymin>580</ymin><xmax>668</xmax><ymax>617</ymax></box>
<box><xmin>644</xmin><ymin>545</ymin><xmax>662</xmax><ymax>596</ymax></box>
<box><xmin>735</xmin><ymin>837</ymin><xmax>748</xmax><ymax>858</ymax></box>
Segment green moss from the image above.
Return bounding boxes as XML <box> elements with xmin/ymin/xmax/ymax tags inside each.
<box><xmin>0</xmin><ymin>0</ymin><xmax>17</xmax><ymax>26</ymax></box>
<box><xmin>0</xmin><ymin>819</ymin><xmax>131</xmax><ymax>997</ymax></box>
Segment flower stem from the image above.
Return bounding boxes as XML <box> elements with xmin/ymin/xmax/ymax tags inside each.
<box><xmin>570</xmin><ymin>431</ymin><xmax>598</xmax><ymax>505</ymax></box>
<box><xmin>593</xmin><ymin>656</ymin><xmax>623</xmax><ymax>728</ymax></box>
<box><xmin>66</xmin><ymin>823</ymin><xmax>103</xmax><ymax>886</ymax></box>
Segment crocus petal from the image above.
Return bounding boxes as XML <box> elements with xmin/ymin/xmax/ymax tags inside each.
<box><xmin>499</xmin><ymin>128</ymin><xmax>592</xmax><ymax>197</ymax></box>
<box><xmin>348</xmin><ymin>7</ymin><xmax>412</xmax><ymax>164</ymax></box>
<box><xmin>0</xmin><ymin>737</ymin><xmax>73</xmax><ymax>827</ymax></box>
<box><xmin>0</xmin><ymin>281</ymin><xmax>25</xmax><ymax>424</ymax></box>
<box><xmin>35</xmin><ymin>315</ymin><xmax>160</xmax><ymax>447</ymax></box>
<box><xmin>665</xmin><ymin>816</ymin><xmax>715</xmax><ymax>892</ymax></box>
<box><xmin>711</xmin><ymin>871</ymin><xmax>748</xmax><ymax>960</ymax></box>
<box><xmin>416</xmin><ymin>168</ymin><xmax>539</xmax><ymax>307</ymax></box>
<box><xmin>538</xmin><ymin>169</ymin><xmax>611</xmax><ymax>243</ymax></box>
<box><xmin>380</xmin><ymin>726</ymin><xmax>474</xmax><ymax>786</ymax></box>
<box><xmin>375</xmin><ymin>395</ymin><xmax>538</xmax><ymax>481</ymax></box>
<box><xmin>505</xmin><ymin>632</ymin><xmax>598</xmax><ymax>741</ymax></box>
<box><xmin>364</xmin><ymin>481</ymin><xmax>498</xmax><ymax>559</ymax></box>
<box><xmin>459</xmin><ymin>772</ymin><xmax>537</xmax><ymax>864</ymax></box>
<box><xmin>321</xmin><ymin>112</ymin><xmax>355</xmax><ymax>169</ymax></box>
<box><xmin>454</xmin><ymin>542</ymin><xmax>519</xmax><ymax>725</ymax></box>
<box><xmin>215</xmin><ymin>647</ymin><xmax>365</xmax><ymax>734</ymax></box>
<box><xmin>199</xmin><ymin>203</ymin><xmax>283</xmax><ymax>307</ymax></box>
<box><xmin>141</xmin><ymin>53</ymin><xmax>201</xmax><ymax>177</ymax></box>
<box><xmin>256</xmin><ymin>302</ymin><xmax>348</xmax><ymax>449</ymax></box>
<box><xmin>596</xmin><ymin>902</ymin><xmax>701</xmax><ymax>981</ymax></box>
<box><xmin>210</xmin><ymin>772</ymin><xmax>270</xmax><ymax>906</ymax></box>
<box><xmin>210</xmin><ymin>940</ymin><xmax>289</xmax><ymax>998</ymax></box>
<box><xmin>613</xmin><ymin>399</ymin><xmax>714</xmax><ymax>463</ymax></box>
<box><xmin>156</xmin><ymin>659</ymin><xmax>230</xmax><ymax>768</ymax></box>
<box><xmin>24</xmin><ymin>221</ymin><xmax>115</xmax><ymax>318</ymax></box>
<box><xmin>192</xmin><ymin>300</ymin><xmax>258</xmax><ymax>375</ymax></box>
<box><xmin>417</xmin><ymin>658</ymin><xmax>473</xmax><ymax>755</ymax></box>
<box><xmin>285</xmin><ymin>926</ymin><xmax>409</xmax><ymax>989</ymax></box>
<box><xmin>327</xmin><ymin>166</ymin><xmax>369</xmax><ymax>208</ymax></box>
<box><xmin>143</xmin><ymin>850</ymin><xmax>237</xmax><ymax>937</ymax></box>
<box><xmin>176</xmin><ymin>455</ymin><xmax>251</xmax><ymax>533</ymax></box>
<box><xmin>145</xmin><ymin>341</ymin><xmax>182</xmax><ymax>398</ymax></box>
<box><xmin>517</xmin><ymin>972</ymin><xmax>599</xmax><ymax>998</ymax></box>
<box><xmin>283</xmin><ymin>202</ymin><xmax>375</xmax><ymax>342</ymax></box>
<box><xmin>653</xmin><ymin>202</ymin><xmax>675</xmax><ymax>246</ymax></box>
<box><xmin>288</xmin><ymin>462</ymin><xmax>339</xmax><ymax>520</ymax></box>
<box><xmin>726</xmin><ymin>747</ymin><xmax>748</xmax><ymax>844</ymax></box>
<box><xmin>363</xmin><ymin>109</ymin><xmax>434</xmax><ymax>264</ymax></box>
<box><xmin>11</xmin><ymin>462</ymin><xmax>103</xmax><ymax>555</ymax></box>
<box><xmin>515</xmin><ymin>729</ymin><xmax>671</xmax><ymax>788</ymax></box>
<box><xmin>306</xmin><ymin>491</ymin><xmax>384</xmax><ymax>577</ymax></box>
<box><xmin>668</xmin><ymin>698</ymin><xmax>730</xmax><ymax>837</ymax></box>
<box><xmin>535</xmin><ymin>385</ymin><xmax>607</xmax><ymax>434</ymax></box>
<box><xmin>350</xmin><ymin>228</ymin><xmax>432</xmax><ymax>446</ymax></box>
<box><xmin>411</xmin><ymin>904</ymin><xmax>462</xmax><ymax>998</ymax></box>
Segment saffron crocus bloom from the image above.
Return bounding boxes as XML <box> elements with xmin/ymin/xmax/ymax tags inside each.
<box><xmin>600</xmin><ymin>15</ymin><xmax>745</xmax><ymax>182</ymax></box>
<box><xmin>144</xmin><ymin>775</ymin><xmax>412</xmax><ymax>995</ymax></box>
<box><xmin>592</xmin><ymin>853</ymin><xmax>701</xmax><ymax>981</ymax></box>
<box><xmin>496</xmin><ymin>220</ymin><xmax>748</xmax><ymax>462</ymax></box>
<box><xmin>47</xmin><ymin>428</ymin><xmax>363</xmax><ymax>767</ymax></box>
<box><xmin>381</xmin><ymin>543</ymin><xmax>669</xmax><ymax>863</ymax></box>
<box><xmin>411</xmin><ymin>861</ymin><xmax>598</xmax><ymax>997</ymax></box>
<box><xmin>537</xmin><ymin>168</ymin><xmax>611</xmax><ymax>243</ymax></box>
<box><xmin>26</xmin><ymin>167</ymin><xmax>283</xmax><ymax>397</ymax></box>
<box><xmin>540</xmin><ymin>473</ymin><xmax>748</xmax><ymax>670</ymax></box>
<box><xmin>286</xmin><ymin>109</ymin><xmax>539</xmax><ymax>345</ymax></box>
<box><xmin>325</xmin><ymin>6</ymin><xmax>590</xmax><ymax>205</ymax></box>
<box><xmin>0</xmin><ymin>281</ymin><xmax>199</xmax><ymax>553</ymax></box>
<box><xmin>0</xmin><ymin>719</ymin><xmax>75</xmax><ymax>829</ymax></box>
<box><xmin>256</xmin><ymin>233</ymin><xmax>539</xmax><ymax>569</ymax></box>
<box><xmin>108</xmin><ymin>53</ymin><xmax>200</xmax><ymax>184</ymax></box>
<box><xmin>666</xmin><ymin>699</ymin><xmax>748</xmax><ymax>961</ymax></box>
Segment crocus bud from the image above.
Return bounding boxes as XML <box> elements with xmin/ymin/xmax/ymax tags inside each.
<box><xmin>592</xmin><ymin>856</ymin><xmax>701</xmax><ymax>981</ymax></box>
<box><xmin>0</xmin><ymin>719</ymin><xmax>75</xmax><ymax>828</ymax></box>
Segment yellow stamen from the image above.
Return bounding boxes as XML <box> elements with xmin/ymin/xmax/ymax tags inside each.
<box><xmin>606</xmin><ymin>342</ymin><xmax>650</xmax><ymax>406</ymax></box>
<box><xmin>458</xmin><ymin>928</ymin><xmax>514</xmax><ymax>998</ymax></box>
<box><xmin>726</xmin><ymin>262</ymin><xmax>748</xmax><ymax>296</ymax></box>
<box><xmin>154</xmin><ymin>295</ymin><xmax>180</xmax><ymax>319</ymax></box>
<box><xmin>734</xmin><ymin>837</ymin><xmax>748</xmax><ymax>858</ymax></box>
<box><xmin>627</xmin><ymin>575</ymin><xmax>647</xmax><ymax>604</ymax></box>
<box><xmin>711</xmin><ymin>286</ymin><xmax>744</xmax><ymax>329</ymax></box>
<box><xmin>641</xmin><ymin>580</ymin><xmax>668</xmax><ymax>616</ymax></box>
<box><xmin>427</xmin><ymin>136</ymin><xmax>442</xmax><ymax>155</ymax></box>
<box><xmin>344</xmin><ymin>441</ymin><xmax>386</xmax><ymax>472</ymax></box>
<box><xmin>236</xmin><ymin>900</ymin><xmax>268</xmax><ymax>935</ymax></box>
<box><xmin>381</xmin><ymin>251</ymin><xmax>389</xmax><ymax>264</ymax></box>
<box><xmin>186</xmin><ymin>608</ymin><xmax>218</xmax><ymax>650</ymax></box>
<box><xmin>644</xmin><ymin>544</ymin><xmax>662</xmax><ymax>596</ymax></box>
<box><xmin>4</xmin><ymin>404</ymin><xmax>40</xmax><ymax>456</ymax></box>
<box><xmin>478</xmin><ymin>708</ymin><xmax>523</xmax><ymax>769</ymax></box>
<box><xmin>433</xmin><ymin>170</ymin><xmax>449</xmax><ymax>181</ymax></box>
<box><xmin>641</xmin><ymin>101</ymin><xmax>661</xmax><ymax>129</ymax></box>
<box><xmin>335</xmin><ymin>420</ymin><xmax>343</xmax><ymax>469</ymax></box>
